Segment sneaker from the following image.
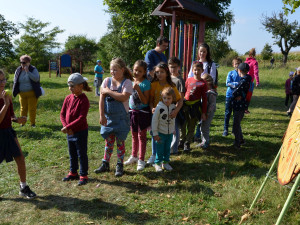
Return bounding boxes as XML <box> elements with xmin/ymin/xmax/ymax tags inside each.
<box><xmin>183</xmin><ymin>142</ymin><xmax>190</xmax><ymax>152</ymax></box>
<box><xmin>78</xmin><ymin>176</ymin><xmax>88</xmax><ymax>186</ymax></box>
<box><xmin>154</xmin><ymin>163</ymin><xmax>163</xmax><ymax>172</ymax></box>
<box><xmin>196</xmin><ymin>142</ymin><xmax>209</xmax><ymax>149</ymax></box>
<box><xmin>31</xmin><ymin>124</ymin><xmax>36</xmax><ymax>128</ymax></box>
<box><xmin>233</xmin><ymin>143</ymin><xmax>241</xmax><ymax>150</ymax></box>
<box><xmin>137</xmin><ymin>160</ymin><xmax>146</xmax><ymax>171</ymax></box>
<box><xmin>19</xmin><ymin>185</ymin><xmax>36</xmax><ymax>199</ymax></box>
<box><xmin>124</xmin><ymin>155</ymin><xmax>138</xmax><ymax>165</ymax></box>
<box><xmin>94</xmin><ymin>161</ymin><xmax>110</xmax><ymax>173</ymax></box>
<box><xmin>62</xmin><ymin>172</ymin><xmax>79</xmax><ymax>181</ymax></box>
<box><xmin>194</xmin><ymin>137</ymin><xmax>201</xmax><ymax>143</ymax></box>
<box><xmin>222</xmin><ymin>130</ymin><xmax>228</xmax><ymax>136</ymax></box>
<box><xmin>146</xmin><ymin>155</ymin><xmax>156</xmax><ymax>164</ymax></box>
<box><xmin>240</xmin><ymin>139</ymin><xmax>245</xmax><ymax>145</ymax></box>
<box><xmin>178</xmin><ymin>140</ymin><xmax>184</xmax><ymax>149</ymax></box>
<box><xmin>162</xmin><ymin>163</ymin><xmax>173</xmax><ymax>171</ymax></box>
<box><xmin>115</xmin><ymin>162</ymin><xmax>124</xmax><ymax>177</ymax></box>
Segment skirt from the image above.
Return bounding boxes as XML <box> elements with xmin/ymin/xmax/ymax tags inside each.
<box><xmin>0</xmin><ymin>128</ymin><xmax>21</xmax><ymax>164</ymax></box>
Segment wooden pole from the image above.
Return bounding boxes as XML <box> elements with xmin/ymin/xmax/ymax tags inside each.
<box><xmin>169</xmin><ymin>10</ymin><xmax>176</xmax><ymax>58</ymax></box>
<box><xmin>49</xmin><ymin>60</ymin><xmax>51</xmax><ymax>78</ymax></box>
<box><xmin>192</xmin><ymin>24</ymin><xmax>198</xmax><ymax>62</ymax></box>
<box><xmin>175</xmin><ymin>26</ymin><xmax>179</xmax><ymax>58</ymax></box>
<box><xmin>187</xmin><ymin>24</ymin><xmax>193</xmax><ymax>77</ymax></box>
<box><xmin>160</xmin><ymin>17</ymin><xmax>164</xmax><ymax>36</ymax></box>
<box><xmin>197</xmin><ymin>20</ymin><xmax>206</xmax><ymax>59</ymax></box>
<box><xmin>183</xmin><ymin>23</ymin><xmax>188</xmax><ymax>80</ymax></box>
<box><xmin>59</xmin><ymin>56</ymin><xmax>61</xmax><ymax>77</ymax></box>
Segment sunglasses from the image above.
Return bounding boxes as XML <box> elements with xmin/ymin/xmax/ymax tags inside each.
<box><xmin>20</xmin><ymin>62</ymin><xmax>27</xmax><ymax>64</ymax></box>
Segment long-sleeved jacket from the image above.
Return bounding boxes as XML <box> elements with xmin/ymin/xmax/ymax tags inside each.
<box><xmin>225</xmin><ymin>69</ymin><xmax>240</xmax><ymax>98</ymax></box>
<box><xmin>245</xmin><ymin>57</ymin><xmax>259</xmax><ymax>86</ymax></box>
<box><xmin>292</xmin><ymin>75</ymin><xmax>300</xmax><ymax>95</ymax></box>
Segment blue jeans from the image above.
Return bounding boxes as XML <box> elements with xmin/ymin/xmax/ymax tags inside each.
<box><xmin>224</xmin><ymin>97</ymin><xmax>233</xmax><ymax>131</ymax></box>
<box><xmin>154</xmin><ymin>133</ymin><xmax>172</xmax><ymax>164</ymax></box>
<box><xmin>233</xmin><ymin>110</ymin><xmax>244</xmax><ymax>146</ymax></box>
<box><xmin>67</xmin><ymin>129</ymin><xmax>88</xmax><ymax>176</ymax></box>
<box><xmin>195</xmin><ymin>122</ymin><xmax>201</xmax><ymax>139</ymax></box>
<box><xmin>170</xmin><ymin>118</ymin><xmax>180</xmax><ymax>153</ymax></box>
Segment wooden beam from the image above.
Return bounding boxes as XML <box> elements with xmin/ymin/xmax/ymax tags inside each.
<box><xmin>160</xmin><ymin>17</ymin><xmax>165</xmax><ymax>36</ymax></box>
<box><xmin>169</xmin><ymin>10</ymin><xmax>176</xmax><ymax>58</ymax></box>
<box><xmin>197</xmin><ymin>20</ymin><xmax>206</xmax><ymax>59</ymax></box>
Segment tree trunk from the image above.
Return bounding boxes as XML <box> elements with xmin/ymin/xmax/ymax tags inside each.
<box><xmin>282</xmin><ymin>53</ymin><xmax>288</xmax><ymax>65</ymax></box>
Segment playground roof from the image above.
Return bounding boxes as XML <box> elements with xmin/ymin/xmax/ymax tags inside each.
<box><xmin>151</xmin><ymin>0</ymin><xmax>219</xmax><ymax>22</ymax></box>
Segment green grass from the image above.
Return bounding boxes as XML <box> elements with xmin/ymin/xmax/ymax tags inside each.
<box><xmin>0</xmin><ymin>64</ymin><xmax>299</xmax><ymax>225</ymax></box>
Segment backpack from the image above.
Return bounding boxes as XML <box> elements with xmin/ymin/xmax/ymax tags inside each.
<box><xmin>207</xmin><ymin>61</ymin><xmax>218</xmax><ymax>87</ymax></box>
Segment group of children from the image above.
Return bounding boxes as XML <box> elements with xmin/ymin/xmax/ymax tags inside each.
<box><xmin>0</xmin><ymin>44</ymin><xmax>257</xmax><ymax>199</ymax></box>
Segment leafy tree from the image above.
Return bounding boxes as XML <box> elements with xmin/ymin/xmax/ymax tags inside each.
<box><xmin>14</xmin><ymin>17</ymin><xmax>64</xmax><ymax>71</ymax></box>
<box><xmin>0</xmin><ymin>14</ymin><xmax>18</xmax><ymax>68</ymax></box>
<box><xmin>282</xmin><ymin>0</ymin><xmax>300</xmax><ymax>14</ymax></box>
<box><xmin>261</xmin><ymin>43</ymin><xmax>273</xmax><ymax>60</ymax></box>
<box><xmin>261</xmin><ymin>12</ymin><xmax>300</xmax><ymax>64</ymax></box>
<box><xmin>64</xmin><ymin>35</ymin><xmax>99</xmax><ymax>66</ymax></box>
<box><xmin>101</xmin><ymin>0</ymin><xmax>234</xmax><ymax>65</ymax></box>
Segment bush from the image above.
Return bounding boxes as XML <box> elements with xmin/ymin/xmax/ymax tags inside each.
<box><xmin>219</xmin><ymin>50</ymin><xmax>239</xmax><ymax>66</ymax></box>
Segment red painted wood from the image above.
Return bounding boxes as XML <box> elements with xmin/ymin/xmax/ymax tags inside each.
<box><xmin>169</xmin><ymin>10</ymin><xmax>176</xmax><ymax>58</ymax></box>
<box><xmin>183</xmin><ymin>23</ymin><xmax>188</xmax><ymax>80</ymax></box>
<box><xmin>187</xmin><ymin>24</ymin><xmax>193</xmax><ymax>76</ymax></box>
<box><xmin>175</xmin><ymin>26</ymin><xmax>179</xmax><ymax>58</ymax></box>
<box><xmin>160</xmin><ymin>17</ymin><xmax>165</xmax><ymax>36</ymax></box>
<box><xmin>197</xmin><ymin>20</ymin><xmax>206</xmax><ymax>59</ymax></box>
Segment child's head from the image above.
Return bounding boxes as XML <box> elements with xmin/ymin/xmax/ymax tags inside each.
<box><xmin>161</xmin><ymin>87</ymin><xmax>176</xmax><ymax>106</ymax></box>
<box><xmin>237</xmin><ymin>63</ymin><xmax>250</xmax><ymax>76</ymax></box>
<box><xmin>289</xmin><ymin>71</ymin><xmax>295</xmax><ymax>79</ymax></box>
<box><xmin>67</xmin><ymin>73</ymin><xmax>92</xmax><ymax>96</ymax></box>
<box><xmin>249</xmin><ymin>48</ymin><xmax>256</xmax><ymax>57</ymax></box>
<box><xmin>97</xmin><ymin>59</ymin><xmax>101</xmax><ymax>65</ymax></box>
<box><xmin>192</xmin><ymin>62</ymin><xmax>204</xmax><ymax>79</ymax></box>
<box><xmin>202</xmin><ymin>73</ymin><xmax>213</xmax><ymax>89</ymax></box>
<box><xmin>153</xmin><ymin>62</ymin><xmax>174</xmax><ymax>87</ymax></box>
<box><xmin>198</xmin><ymin>43</ymin><xmax>212</xmax><ymax>62</ymax></box>
<box><xmin>156</xmin><ymin>36</ymin><xmax>169</xmax><ymax>53</ymax></box>
<box><xmin>232</xmin><ymin>57</ymin><xmax>242</xmax><ymax>70</ymax></box>
<box><xmin>133</xmin><ymin>60</ymin><xmax>147</xmax><ymax>80</ymax></box>
<box><xmin>110</xmin><ymin>58</ymin><xmax>134</xmax><ymax>81</ymax></box>
<box><xmin>0</xmin><ymin>69</ymin><xmax>6</xmax><ymax>92</ymax></box>
<box><xmin>168</xmin><ymin>57</ymin><xmax>181</xmax><ymax>76</ymax></box>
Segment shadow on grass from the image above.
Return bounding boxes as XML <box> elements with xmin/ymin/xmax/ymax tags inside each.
<box><xmin>41</xmin><ymin>81</ymin><xmax>67</xmax><ymax>89</ymax></box>
<box><xmin>4</xmin><ymin>195</ymin><xmax>154</xmax><ymax>224</ymax></box>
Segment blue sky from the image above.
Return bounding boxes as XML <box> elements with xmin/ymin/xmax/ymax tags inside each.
<box><xmin>1</xmin><ymin>0</ymin><xmax>300</xmax><ymax>55</ymax></box>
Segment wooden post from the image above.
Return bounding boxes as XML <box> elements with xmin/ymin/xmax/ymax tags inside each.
<box><xmin>183</xmin><ymin>23</ymin><xmax>188</xmax><ymax>80</ymax></box>
<box><xmin>169</xmin><ymin>10</ymin><xmax>176</xmax><ymax>58</ymax></box>
<box><xmin>192</xmin><ymin>24</ymin><xmax>198</xmax><ymax>62</ymax></box>
<box><xmin>187</xmin><ymin>24</ymin><xmax>193</xmax><ymax>76</ymax></box>
<box><xmin>197</xmin><ymin>20</ymin><xmax>206</xmax><ymax>59</ymax></box>
<box><xmin>160</xmin><ymin>17</ymin><xmax>164</xmax><ymax>36</ymax></box>
<box><xmin>49</xmin><ymin>60</ymin><xmax>51</xmax><ymax>78</ymax></box>
<box><xmin>175</xmin><ymin>26</ymin><xmax>179</xmax><ymax>58</ymax></box>
<box><xmin>58</xmin><ymin>56</ymin><xmax>61</xmax><ymax>77</ymax></box>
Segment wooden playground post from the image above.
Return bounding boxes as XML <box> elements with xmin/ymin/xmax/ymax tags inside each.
<box><xmin>169</xmin><ymin>10</ymin><xmax>176</xmax><ymax>58</ymax></box>
<box><xmin>48</xmin><ymin>60</ymin><xmax>51</xmax><ymax>78</ymax></box>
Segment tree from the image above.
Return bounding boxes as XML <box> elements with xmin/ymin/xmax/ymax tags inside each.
<box><xmin>0</xmin><ymin>14</ymin><xmax>18</xmax><ymax>67</ymax></box>
<box><xmin>64</xmin><ymin>35</ymin><xmax>99</xmax><ymax>66</ymax></box>
<box><xmin>14</xmin><ymin>17</ymin><xmax>64</xmax><ymax>71</ymax></box>
<box><xmin>101</xmin><ymin>0</ymin><xmax>234</xmax><ymax>65</ymax></box>
<box><xmin>282</xmin><ymin>0</ymin><xmax>300</xmax><ymax>14</ymax></box>
<box><xmin>261</xmin><ymin>12</ymin><xmax>300</xmax><ymax>64</ymax></box>
<box><xmin>261</xmin><ymin>43</ymin><xmax>273</xmax><ymax>60</ymax></box>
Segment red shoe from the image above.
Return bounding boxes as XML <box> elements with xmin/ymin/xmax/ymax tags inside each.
<box><xmin>62</xmin><ymin>172</ymin><xmax>79</xmax><ymax>181</ymax></box>
<box><xmin>78</xmin><ymin>176</ymin><xmax>88</xmax><ymax>186</ymax></box>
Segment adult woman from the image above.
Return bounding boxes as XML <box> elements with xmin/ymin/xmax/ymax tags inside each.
<box><xmin>12</xmin><ymin>55</ymin><xmax>41</xmax><ymax>127</ymax></box>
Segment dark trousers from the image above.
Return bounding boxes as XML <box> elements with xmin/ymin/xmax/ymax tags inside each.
<box><xmin>285</xmin><ymin>94</ymin><xmax>293</xmax><ymax>107</ymax></box>
<box><xmin>224</xmin><ymin>97</ymin><xmax>233</xmax><ymax>131</ymax></box>
<box><xmin>67</xmin><ymin>129</ymin><xmax>88</xmax><ymax>176</ymax></box>
<box><xmin>233</xmin><ymin>110</ymin><xmax>244</xmax><ymax>146</ymax></box>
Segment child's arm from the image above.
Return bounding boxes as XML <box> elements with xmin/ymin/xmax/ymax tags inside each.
<box><xmin>0</xmin><ymin>91</ymin><xmax>10</xmax><ymax>124</ymax></box>
<box><xmin>170</xmin><ymin>88</ymin><xmax>183</xmax><ymax>118</ymax></box>
<box><xmin>101</xmin><ymin>88</ymin><xmax>131</xmax><ymax>102</ymax></box>
<box><xmin>99</xmin><ymin>92</ymin><xmax>107</xmax><ymax>126</ymax></box>
<box><xmin>149</xmin><ymin>85</ymin><xmax>155</xmax><ymax>113</ymax></box>
<box><xmin>133</xmin><ymin>82</ymin><xmax>150</xmax><ymax>105</ymax></box>
<box><xmin>201</xmin><ymin>83</ymin><xmax>208</xmax><ymax>121</ymax></box>
<box><xmin>151</xmin><ymin>107</ymin><xmax>160</xmax><ymax>141</ymax></box>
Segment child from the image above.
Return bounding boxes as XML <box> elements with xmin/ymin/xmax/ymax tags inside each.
<box><xmin>232</xmin><ymin>63</ymin><xmax>252</xmax><ymax>149</ymax></box>
<box><xmin>124</xmin><ymin>60</ymin><xmax>151</xmax><ymax>171</ymax></box>
<box><xmin>0</xmin><ymin>69</ymin><xmax>36</xmax><ymax>198</ymax></box>
<box><xmin>187</xmin><ymin>43</ymin><xmax>217</xmax><ymax>142</ymax></box>
<box><xmin>181</xmin><ymin>62</ymin><xmax>207</xmax><ymax>152</ymax></box>
<box><xmin>197</xmin><ymin>73</ymin><xmax>217</xmax><ymax>149</ymax></box>
<box><xmin>60</xmin><ymin>73</ymin><xmax>92</xmax><ymax>186</ymax></box>
<box><xmin>168</xmin><ymin>57</ymin><xmax>185</xmax><ymax>155</ymax></box>
<box><xmin>146</xmin><ymin>62</ymin><xmax>183</xmax><ymax>164</ymax></box>
<box><xmin>222</xmin><ymin>57</ymin><xmax>242</xmax><ymax>136</ymax></box>
<box><xmin>94</xmin><ymin>60</ymin><xmax>104</xmax><ymax>96</ymax></box>
<box><xmin>287</xmin><ymin>67</ymin><xmax>300</xmax><ymax>116</ymax></box>
<box><xmin>285</xmin><ymin>71</ymin><xmax>294</xmax><ymax>108</ymax></box>
<box><xmin>152</xmin><ymin>87</ymin><xmax>176</xmax><ymax>172</ymax></box>
<box><xmin>94</xmin><ymin>58</ymin><xmax>133</xmax><ymax>177</ymax></box>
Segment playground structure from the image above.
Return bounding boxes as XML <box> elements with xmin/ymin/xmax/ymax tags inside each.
<box><xmin>151</xmin><ymin>0</ymin><xmax>219</xmax><ymax>79</ymax></box>
<box><xmin>48</xmin><ymin>54</ymin><xmax>82</xmax><ymax>77</ymax></box>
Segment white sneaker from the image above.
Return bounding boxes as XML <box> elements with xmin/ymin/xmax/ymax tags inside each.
<box><xmin>124</xmin><ymin>156</ymin><xmax>138</xmax><ymax>165</ymax></box>
<box><xmin>137</xmin><ymin>160</ymin><xmax>146</xmax><ymax>171</ymax></box>
<box><xmin>146</xmin><ymin>155</ymin><xmax>155</xmax><ymax>164</ymax></box>
<box><xmin>154</xmin><ymin>164</ymin><xmax>163</xmax><ymax>172</ymax></box>
<box><xmin>162</xmin><ymin>163</ymin><xmax>173</xmax><ymax>171</ymax></box>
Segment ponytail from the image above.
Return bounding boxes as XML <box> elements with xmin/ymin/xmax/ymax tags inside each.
<box><xmin>82</xmin><ymin>81</ymin><xmax>92</xmax><ymax>92</ymax></box>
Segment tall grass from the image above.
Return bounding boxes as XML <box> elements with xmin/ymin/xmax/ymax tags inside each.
<box><xmin>0</xmin><ymin>63</ymin><xmax>299</xmax><ymax>224</ymax></box>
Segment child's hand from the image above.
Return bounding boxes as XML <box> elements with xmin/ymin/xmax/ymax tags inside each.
<box><xmin>61</xmin><ymin>127</ymin><xmax>68</xmax><ymax>133</ymax></box>
<box><xmin>152</xmin><ymin>107</ymin><xmax>156</xmax><ymax>114</ymax></box>
<box><xmin>67</xmin><ymin>129</ymin><xmax>74</xmax><ymax>135</ymax></box>
<box><xmin>154</xmin><ymin>135</ymin><xmax>160</xmax><ymax>142</ymax></box>
<box><xmin>100</xmin><ymin>116</ymin><xmax>107</xmax><ymax>126</ymax></box>
<box><xmin>235</xmin><ymin>96</ymin><xmax>242</xmax><ymax>101</ymax></box>
<box><xmin>133</xmin><ymin>82</ymin><xmax>140</xmax><ymax>91</ymax></box>
<box><xmin>201</xmin><ymin>113</ymin><xmax>207</xmax><ymax>121</ymax></box>
<box><xmin>1</xmin><ymin>91</ymin><xmax>11</xmax><ymax>106</ymax></box>
<box><xmin>169</xmin><ymin>109</ymin><xmax>178</xmax><ymax>118</ymax></box>
<box><xmin>17</xmin><ymin>116</ymin><xmax>27</xmax><ymax>124</ymax></box>
<box><xmin>101</xmin><ymin>87</ymin><xmax>111</xmax><ymax>95</ymax></box>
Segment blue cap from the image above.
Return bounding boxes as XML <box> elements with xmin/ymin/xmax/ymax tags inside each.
<box><xmin>97</xmin><ymin>60</ymin><xmax>101</xmax><ymax>63</ymax></box>
<box><xmin>68</xmin><ymin>73</ymin><xmax>88</xmax><ymax>85</ymax></box>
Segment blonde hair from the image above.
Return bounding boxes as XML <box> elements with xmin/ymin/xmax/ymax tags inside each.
<box><xmin>202</xmin><ymin>73</ymin><xmax>213</xmax><ymax>88</ymax></box>
<box><xmin>249</xmin><ymin>48</ymin><xmax>256</xmax><ymax>57</ymax></box>
<box><xmin>20</xmin><ymin>55</ymin><xmax>32</xmax><ymax>63</ymax></box>
<box><xmin>110</xmin><ymin>58</ymin><xmax>134</xmax><ymax>81</ymax></box>
<box><xmin>161</xmin><ymin>87</ymin><xmax>176</xmax><ymax>102</ymax></box>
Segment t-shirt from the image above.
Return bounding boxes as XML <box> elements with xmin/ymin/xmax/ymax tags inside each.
<box><xmin>94</xmin><ymin>65</ymin><xmax>104</xmax><ymax>78</ymax></box>
<box><xmin>129</xmin><ymin>79</ymin><xmax>151</xmax><ymax>110</ymax></box>
<box><xmin>0</xmin><ymin>99</ymin><xmax>14</xmax><ymax>129</ymax></box>
<box><xmin>150</xmin><ymin>81</ymin><xmax>181</xmax><ymax>108</ymax></box>
<box><xmin>171</xmin><ymin>75</ymin><xmax>185</xmax><ymax>93</ymax></box>
<box><xmin>101</xmin><ymin>77</ymin><xmax>133</xmax><ymax>112</ymax></box>
<box><xmin>144</xmin><ymin>49</ymin><xmax>168</xmax><ymax>75</ymax></box>
<box><xmin>188</xmin><ymin>61</ymin><xmax>217</xmax><ymax>83</ymax></box>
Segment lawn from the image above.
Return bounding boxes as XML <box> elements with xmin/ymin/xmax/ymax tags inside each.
<box><xmin>0</xmin><ymin>64</ymin><xmax>299</xmax><ymax>225</ymax></box>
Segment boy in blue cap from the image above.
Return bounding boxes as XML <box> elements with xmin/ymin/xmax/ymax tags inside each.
<box><xmin>94</xmin><ymin>60</ymin><xmax>104</xmax><ymax>96</ymax></box>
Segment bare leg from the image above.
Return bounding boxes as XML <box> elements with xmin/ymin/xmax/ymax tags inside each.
<box><xmin>13</xmin><ymin>138</ymin><xmax>26</xmax><ymax>183</ymax></box>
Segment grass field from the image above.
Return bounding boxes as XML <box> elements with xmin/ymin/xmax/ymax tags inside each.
<box><xmin>0</xmin><ymin>64</ymin><xmax>299</xmax><ymax>225</ymax></box>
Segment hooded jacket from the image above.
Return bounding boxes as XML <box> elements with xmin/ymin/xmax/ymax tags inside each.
<box><xmin>151</xmin><ymin>101</ymin><xmax>176</xmax><ymax>136</ymax></box>
<box><xmin>245</xmin><ymin>57</ymin><xmax>259</xmax><ymax>86</ymax></box>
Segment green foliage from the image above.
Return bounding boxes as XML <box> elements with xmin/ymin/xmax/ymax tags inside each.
<box><xmin>64</xmin><ymin>35</ymin><xmax>99</xmax><ymax>66</ymax></box>
<box><xmin>282</xmin><ymin>0</ymin><xmax>300</xmax><ymax>14</ymax></box>
<box><xmin>0</xmin><ymin>14</ymin><xmax>19</xmax><ymax>69</ymax></box>
<box><xmin>261</xmin><ymin>12</ymin><xmax>300</xmax><ymax>64</ymax></box>
<box><xmin>14</xmin><ymin>17</ymin><xmax>64</xmax><ymax>71</ymax></box>
<box><xmin>261</xmin><ymin>43</ymin><xmax>273</xmax><ymax>60</ymax></box>
<box><xmin>219</xmin><ymin>50</ymin><xmax>239</xmax><ymax>66</ymax></box>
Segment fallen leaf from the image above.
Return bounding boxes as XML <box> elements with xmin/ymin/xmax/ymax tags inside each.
<box><xmin>144</xmin><ymin>209</ymin><xmax>148</xmax><ymax>213</ymax></box>
<box><xmin>239</xmin><ymin>213</ymin><xmax>250</xmax><ymax>224</ymax></box>
<box><xmin>96</xmin><ymin>184</ymin><xmax>101</xmax><ymax>188</ymax></box>
<box><xmin>182</xmin><ymin>217</ymin><xmax>189</xmax><ymax>221</ymax></box>
<box><xmin>214</xmin><ymin>192</ymin><xmax>222</xmax><ymax>197</ymax></box>
<box><xmin>86</xmin><ymin>222</ymin><xmax>94</xmax><ymax>224</ymax></box>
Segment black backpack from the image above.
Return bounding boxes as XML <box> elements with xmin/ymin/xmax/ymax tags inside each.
<box><xmin>207</xmin><ymin>61</ymin><xmax>218</xmax><ymax>87</ymax></box>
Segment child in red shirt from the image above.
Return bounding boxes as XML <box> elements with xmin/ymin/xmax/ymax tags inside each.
<box><xmin>60</xmin><ymin>73</ymin><xmax>92</xmax><ymax>186</ymax></box>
